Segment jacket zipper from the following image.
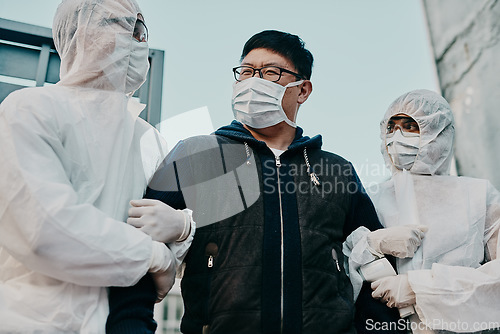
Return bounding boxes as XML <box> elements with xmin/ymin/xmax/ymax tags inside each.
<box><xmin>204</xmin><ymin>243</ymin><xmax>218</xmax><ymax>333</ymax></box>
<box><xmin>275</xmin><ymin>155</ymin><xmax>284</xmax><ymax>333</ymax></box>
<box><xmin>203</xmin><ymin>256</ymin><xmax>214</xmax><ymax>334</ymax></box>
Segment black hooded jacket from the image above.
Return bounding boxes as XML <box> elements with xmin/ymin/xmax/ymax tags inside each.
<box><xmin>107</xmin><ymin>121</ymin><xmax>401</xmax><ymax>334</ymax></box>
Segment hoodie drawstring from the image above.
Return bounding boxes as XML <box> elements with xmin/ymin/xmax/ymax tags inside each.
<box><xmin>244</xmin><ymin>142</ymin><xmax>251</xmax><ymax>165</ymax></box>
<box><xmin>304</xmin><ymin>148</ymin><xmax>320</xmax><ymax>186</ymax></box>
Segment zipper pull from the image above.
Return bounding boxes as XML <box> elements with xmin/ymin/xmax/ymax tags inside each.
<box><xmin>275</xmin><ymin>156</ymin><xmax>281</xmax><ymax>168</ymax></box>
<box><xmin>304</xmin><ymin>148</ymin><xmax>320</xmax><ymax>186</ymax></box>
<box><xmin>205</xmin><ymin>242</ymin><xmax>218</xmax><ymax>268</ymax></box>
<box><xmin>331</xmin><ymin>249</ymin><xmax>341</xmax><ymax>272</ymax></box>
<box><xmin>310</xmin><ymin>172</ymin><xmax>321</xmax><ymax>186</ymax></box>
<box><xmin>306</xmin><ymin>166</ymin><xmax>320</xmax><ymax>186</ymax></box>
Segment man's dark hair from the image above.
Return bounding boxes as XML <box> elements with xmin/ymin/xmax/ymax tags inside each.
<box><xmin>240</xmin><ymin>30</ymin><xmax>314</xmax><ymax>80</ymax></box>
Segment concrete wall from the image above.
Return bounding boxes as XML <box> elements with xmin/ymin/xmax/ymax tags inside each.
<box><xmin>422</xmin><ymin>0</ymin><xmax>500</xmax><ymax>188</ymax></box>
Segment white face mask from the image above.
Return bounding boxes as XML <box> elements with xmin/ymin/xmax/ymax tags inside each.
<box><xmin>125</xmin><ymin>40</ymin><xmax>150</xmax><ymax>94</ymax></box>
<box><xmin>231</xmin><ymin>77</ymin><xmax>304</xmax><ymax>128</ymax></box>
<box><xmin>386</xmin><ymin>129</ymin><xmax>420</xmax><ymax>170</ymax></box>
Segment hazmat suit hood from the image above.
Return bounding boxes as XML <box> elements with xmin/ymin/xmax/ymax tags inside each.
<box><xmin>347</xmin><ymin>90</ymin><xmax>500</xmax><ymax>328</ymax></box>
<box><xmin>53</xmin><ymin>0</ymin><xmax>148</xmax><ymax>94</ymax></box>
<box><xmin>380</xmin><ymin>89</ymin><xmax>455</xmax><ymax>175</ymax></box>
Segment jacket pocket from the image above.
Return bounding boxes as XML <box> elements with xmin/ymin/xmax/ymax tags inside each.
<box><xmin>203</xmin><ymin>242</ymin><xmax>219</xmax><ymax>326</ymax></box>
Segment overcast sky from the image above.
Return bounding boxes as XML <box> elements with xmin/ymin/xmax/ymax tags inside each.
<box><xmin>0</xmin><ymin>0</ymin><xmax>438</xmax><ymax>186</ymax></box>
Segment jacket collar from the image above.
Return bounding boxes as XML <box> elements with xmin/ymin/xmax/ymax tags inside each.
<box><xmin>214</xmin><ymin>121</ymin><xmax>322</xmax><ymax>152</ymax></box>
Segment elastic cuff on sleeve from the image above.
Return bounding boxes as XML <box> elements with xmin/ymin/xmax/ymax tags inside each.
<box><xmin>407</xmin><ymin>269</ymin><xmax>432</xmax><ymax>293</ymax></box>
<box><xmin>148</xmin><ymin>241</ymin><xmax>170</xmax><ymax>273</ymax></box>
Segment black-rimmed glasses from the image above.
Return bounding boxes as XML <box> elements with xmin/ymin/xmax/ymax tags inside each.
<box><xmin>232</xmin><ymin>65</ymin><xmax>304</xmax><ymax>82</ymax></box>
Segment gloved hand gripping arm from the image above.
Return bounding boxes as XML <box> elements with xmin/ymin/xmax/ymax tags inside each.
<box><xmin>343</xmin><ymin>224</ymin><xmax>427</xmax><ymax>300</ymax></box>
<box><xmin>127</xmin><ymin>198</ymin><xmax>195</xmax><ymax>270</ymax></box>
<box><xmin>148</xmin><ymin>241</ymin><xmax>177</xmax><ymax>302</ymax></box>
<box><xmin>128</xmin><ymin>199</ymin><xmax>191</xmax><ymax>244</ymax></box>
<box><xmin>367</xmin><ymin>224</ymin><xmax>428</xmax><ymax>258</ymax></box>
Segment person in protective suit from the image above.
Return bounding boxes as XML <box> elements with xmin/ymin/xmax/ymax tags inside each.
<box><xmin>346</xmin><ymin>89</ymin><xmax>500</xmax><ymax>333</ymax></box>
<box><xmin>0</xmin><ymin>0</ymin><xmax>193</xmax><ymax>333</ymax></box>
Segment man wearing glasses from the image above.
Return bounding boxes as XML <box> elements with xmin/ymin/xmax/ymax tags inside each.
<box><xmin>107</xmin><ymin>30</ymin><xmax>402</xmax><ymax>334</ymax></box>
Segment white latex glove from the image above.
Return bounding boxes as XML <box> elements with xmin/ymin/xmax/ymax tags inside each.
<box><xmin>149</xmin><ymin>241</ymin><xmax>176</xmax><ymax>303</ymax></box>
<box><xmin>367</xmin><ymin>225</ymin><xmax>428</xmax><ymax>258</ymax></box>
<box><xmin>128</xmin><ymin>199</ymin><xmax>188</xmax><ymax>243</ymax></box>
<box><xmin>371</xmin><ymin>274</ymin><xmax>416</xmax><ymax>308</ymax></box>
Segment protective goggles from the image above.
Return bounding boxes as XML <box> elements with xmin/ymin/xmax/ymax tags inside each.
<box><xmin>386</xmin><ymin>116</ymin><xmax>419</xmax><ymax>137</ymax></box>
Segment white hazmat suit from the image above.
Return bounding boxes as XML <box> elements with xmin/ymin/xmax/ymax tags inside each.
<box><xmin>345</xmin><ymin>90</ymin><xmax>500</xmax><ymax>332</ymax></box>
<box><xmin>0</xmin><ymin>0</ymin><xmax>192</xmax><ymax>333</ymax></box>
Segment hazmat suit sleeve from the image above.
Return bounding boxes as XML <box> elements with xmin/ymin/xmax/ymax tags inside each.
<box><xmin>343</xmin><ymin>226</ymin><xmax>378</xmax><ymax>300</ymax></box>
<box><xmin>0</xmin><ymin>92</ymin><xmax>152</xmax><ymax>287</ymax></box>
<box><xmin>342</xmin><ymin>167</ymin><xmax>382</xmax><ymax>300</ymax></box>
<box><xmin>107</xmin><ymin>140</ymin><xmax>192</xmax><ymax>334</ymax></box>
<box><xmin>342</xmin><ymin>166</ymin><xmax>383</xmax><ymax>299</ymax></box>
<box><xmin>342</xmin><ymin>166</ymin><xmax>403</xmax><ymax>330</ymax></box>
<box><xmin>145</xmin><ymin>139</ymin><xmax>195</xmax><ymax>271</ymax></box>
<box><xmin>407</xmin><ymin>181</ymin><xmax>500</xmax><ymax>331</ymax></box>
<box><xmin>165</xmin><ymin>209</ymin><xmax>195</xmax><ymax>271</ymax></box>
